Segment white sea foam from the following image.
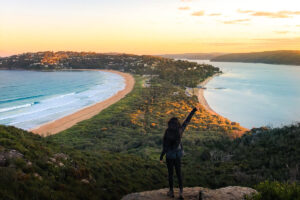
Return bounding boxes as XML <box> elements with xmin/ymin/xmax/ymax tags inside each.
<box><xmin>0</xmin><ymin>71</ymin><xmax>125</xmax><ymax>130</ymax></box>
<box><xmin>0</xmin><ymin>103</ymin><xmax>32</xmax><ymax>113</ymax></box>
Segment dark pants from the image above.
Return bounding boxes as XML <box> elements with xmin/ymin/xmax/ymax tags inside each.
<box><xmin>166</xmin><ymin>157</ymin><xmax>183</xmax><ymax>191</ymax></box>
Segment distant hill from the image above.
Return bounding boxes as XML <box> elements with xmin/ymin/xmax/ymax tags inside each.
<box><xmin>159</xmin><ymin>53</ymin><xmax>224</xmax><ymax>60</ymax></box>
<box><xmin>211</xmin><ymin>50</ymin><xmax>300</xmax><ymax>65</ymax></box>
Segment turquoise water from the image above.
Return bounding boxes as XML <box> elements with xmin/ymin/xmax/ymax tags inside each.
<box><xmin>191</xmin><ymin>60</ymin><xmax>300</xmax><ymax>128</ymax></box>
<box><xmin>0</xmin><ymin>70</ymin><xmax>125</xmax><ymax>130</ymax></box>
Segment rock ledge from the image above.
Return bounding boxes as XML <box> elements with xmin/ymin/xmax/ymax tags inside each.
<box><xmin>122</xmin><ymin>186</ymin><xmax>257</xmax><ymax>200</ymax></box>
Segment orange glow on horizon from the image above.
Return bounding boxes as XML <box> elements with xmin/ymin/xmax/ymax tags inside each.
<box><xmin>1</xmin><ymin>0</ymin><xmax>300</xmax><ymax>56</ymax></box>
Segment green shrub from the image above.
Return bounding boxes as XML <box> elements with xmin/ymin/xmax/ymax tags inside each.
<box><xmin>248</xmin><ymin>181</ymin><xmax>300</xmax><ymax>200</ymax></box>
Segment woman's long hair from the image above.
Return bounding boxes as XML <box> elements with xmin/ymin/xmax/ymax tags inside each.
<box><xmin>164</xmin><ymin>117</ymin><xmax>182</xmax><ymax>150</ymax></box>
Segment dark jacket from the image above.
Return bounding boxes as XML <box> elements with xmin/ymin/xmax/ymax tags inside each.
<box><xmin>160</xmin><ymin>108</ymin><xmax>197</xmax><ymax>160</ymax></box>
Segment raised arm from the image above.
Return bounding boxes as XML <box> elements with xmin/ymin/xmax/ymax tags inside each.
<box><xmin>181</xmin><ymin>107</ymin><xmax>197</xmax><ymax>133</ymax></box>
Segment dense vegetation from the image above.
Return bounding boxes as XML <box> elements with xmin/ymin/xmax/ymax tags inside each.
<box><xmin>248</xmin><ymin>181</ymin><xmax>300</xmax><ymax>200</ymax></box>
<box><xmin>211</xmin><ymin>50</ymin><xmax>300</xmax><ymax>65</ymax></box>
<box><xmin>0</xmin><ymin>52</ymin><xmax>299</xmax><ymax>199</ymax></box>
<box><xmin>1</xmin><ymin>120</ymin><xmax>299</xmax><ymax>199</ymax></box>
<box><xmin>0</xmin><ymin>125</ymin><xmax>167</xmax><ymax>200</ymax></box>
<box><xmin>185</xmin><ymin>124</ymin><xmax>300</xmax><ymax>188</ymax></box>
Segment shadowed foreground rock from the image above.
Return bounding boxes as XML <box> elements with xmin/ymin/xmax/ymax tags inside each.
<box><xmin>122</xmin><ymin>186</ymin><xmax>257</xmax><ymax>200</ymax></box>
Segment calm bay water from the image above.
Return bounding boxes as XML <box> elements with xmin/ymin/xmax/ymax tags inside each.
<box><xmin>0</xmin><ymin>70</ymin><xmax>125</xmax><ymax>130</ymax></box>
<box><xmin>191</xmin><ymin>60</ymin><xmax>300</xmax><ymax>128</ymax></box>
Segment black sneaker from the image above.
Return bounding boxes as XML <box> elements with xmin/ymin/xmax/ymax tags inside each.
<box><xmin>167</xmin><ymin>190</ymin><xmax>174</xmax><ymax>198</ymax></box>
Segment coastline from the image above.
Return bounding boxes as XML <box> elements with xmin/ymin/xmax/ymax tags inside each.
<box><xmin>30</xmin><ymin>69</ymin><xmax>135</xmax><ymax>136</ymax></box>
<box><xmin>197</xmin><ymin>73</ymin><xmax>249</xmax><ymax>133</ymax></box>
<box><xmin>197</xmin><ymin>74</ymin><xmax>220</xmax><ymax>116</ymax></box>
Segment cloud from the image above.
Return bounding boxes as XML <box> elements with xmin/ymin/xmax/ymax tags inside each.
<box><xmin>251</xmin><ymin>11</ymin><xmax>291</xmax><ymax>18</ymax></box>
<box><xmin>191</xmin><ymin>11</ymin><xmax>205</xmax><ymax>16</ymax></box>
<box><xmin>281</xmin><ymin>11</ymin><xmax>300</xmax><ymax>15</ymax></box>
<box><xmin>237</xmin><ymin>9</ymin><xmax>253</xmax><ymax>14</ymax></box>
<box><xmin>209</xmin><ymin>13</ymin><xmax>221</xmax><ymax>16</ymax></box>
<box><xmin>222</xmin><ymin>19</ymin><xmax>250</xmax><ymax>24</ymax></box>
<box><xmin>238</xmin><ymin>9</ymin><xmax>300</xmax><ymax>18</ymax></box>
<box><xmin>178</xmin><ymin>6</ymin><xmax>190</xmax><ymax>10</ymax></box>
<box><xmin>274</xmin><ymin>31</ymin><xmax>289</xmax><ymax>34</ymax></box>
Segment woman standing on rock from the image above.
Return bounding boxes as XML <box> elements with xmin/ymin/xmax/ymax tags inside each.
<box><xmin>160</xmin><ymin>107</ymin><xmax>197</xmax><ymax>199</ymax></box>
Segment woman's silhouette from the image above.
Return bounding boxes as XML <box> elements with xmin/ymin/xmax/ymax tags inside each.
<box><xmin>160</xmin><ymin>107</ymin><xmax>197</xmax><ymax>199</ymax></box>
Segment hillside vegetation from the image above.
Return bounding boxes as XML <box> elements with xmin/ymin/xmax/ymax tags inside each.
<box><xmin>211</xmin><ymin>50</ymin><xmax>300</xmax><ymax>65</ymax></box>
<box><xmin>1</xmin><ymin>123</ymin><xmax>299</xmax><ymax>199</ymax></box>
<box><xmin>0</xmin><ymin>125</ymin><xmax>168</xmax><ymax>200</ymax></box>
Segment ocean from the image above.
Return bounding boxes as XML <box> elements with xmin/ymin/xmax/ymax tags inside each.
<box><xmin>191</xmin><ymin>60</ymin><xmax>300</xmax><ymax>129</ymax></box>
<box><xmin>0</xmin><ymin>70</ymin><xmax>125</xmax><ymax>130</ymax></box>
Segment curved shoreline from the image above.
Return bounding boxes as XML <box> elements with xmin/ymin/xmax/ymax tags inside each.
<box><xmin>197</xmin><ymin>74</ymin><xmax>220</xmax><ymax>116</ymax></box>
<box><xmin>197</xmin><ymin>74</ymin><xmax>249</xmax><ymax>133</ymax></box>
<box><xmin>30</xmin><ymin>70</ymin><xmax>135</xmax><ymax>136</ymax></box>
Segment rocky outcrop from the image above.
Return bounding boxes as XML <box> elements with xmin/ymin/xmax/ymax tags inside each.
<box><xmin>122</xmin><ymin>186</ymin><xmax>257</xmax><ymax>200</ymax></box>
<box><xmin>53</xmin><ymin>153</ymin><xmax>69</xmax><ymax>161</ymax></box>
<box><xmin>0</xmin><ymin>149</ymin><xmax>24</xmax><ymax>166</ymax></box>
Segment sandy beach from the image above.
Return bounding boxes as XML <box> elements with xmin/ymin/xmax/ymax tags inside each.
<box><xmin>197</xmin><ymin>74</ymin><xmax>220</xmax><ymax>116</ymax></box>
<box><xmin>30</xmin><ymin>70</ymin><xmax>135</xmax><ymax>136</ymax></box>
<box><xmin>197</xmin><ymin>74</ymin><xmax>249</xmax><ymax>133</ymax></box>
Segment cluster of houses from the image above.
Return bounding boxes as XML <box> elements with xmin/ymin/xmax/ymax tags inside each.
<box><xmin>0</xmin><ymin>51</ymin><xmax>160</xmax><ymax>70</ymax></box>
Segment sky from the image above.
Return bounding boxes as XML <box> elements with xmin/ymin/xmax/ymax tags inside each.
<box><xmin>0</xmin><ymin>0</ymin><xmax>300</xmax><ymax>56</ymax></box>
